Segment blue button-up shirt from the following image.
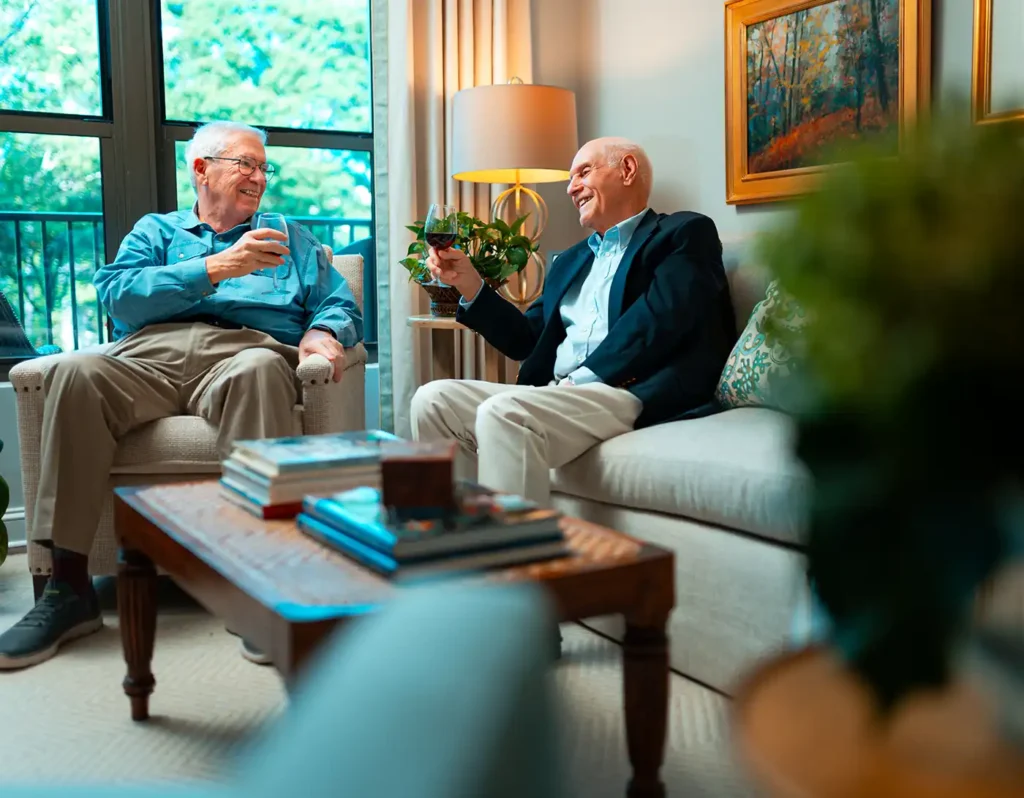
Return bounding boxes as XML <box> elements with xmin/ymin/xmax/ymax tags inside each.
<box><xmin>551</xmin><ymin>207</ymin><xmax>649</xmax><ymax>384</ymax></box>
<box><xmin>95</xmin><ymin>208</ymin><xmax>363</xmax><ymax>347</ymax></box>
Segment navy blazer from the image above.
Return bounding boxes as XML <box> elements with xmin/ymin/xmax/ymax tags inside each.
<box><xmin>457</xmin><ymin>210</ymin><xmax>735</xmax><ymax>428</ymax></box>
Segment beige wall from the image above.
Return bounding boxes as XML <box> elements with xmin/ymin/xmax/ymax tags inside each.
<box><xmin>532</xmin><ymin>0</ymin><xmax>1015</xmax><ymax>249</ymax></box>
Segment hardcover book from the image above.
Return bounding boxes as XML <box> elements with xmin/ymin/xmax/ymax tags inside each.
<box><xmin>301</xmin><ymin>482</ymin><xmax>563</xmax><ymax>562</ymax></box>
<box><xmin>228</xmin><ymin>430</ymin><xmax>401</xmax><ymax>477</ymax></box>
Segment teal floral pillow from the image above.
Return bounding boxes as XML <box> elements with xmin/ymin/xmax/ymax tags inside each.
<box><xmin>716</xmin><ymin>280</ymin><xmax>805</xmax><ymax>410</ymax></box>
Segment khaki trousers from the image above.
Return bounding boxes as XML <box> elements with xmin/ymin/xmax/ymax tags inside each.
<box><xmin>410</xmin><ymin>379</ymin><xmax>642</xmax><ymax>506</ymax></box>
<box><xmin>35</xmin><ymin>323</ymin><xmax>300</xmax><ymax>555</ymax></box>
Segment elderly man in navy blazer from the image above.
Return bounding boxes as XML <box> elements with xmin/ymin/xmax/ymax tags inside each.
<box><xmin>412</xmin><ymin>137</ymin><xmax>734</xmax><ymax>506</ymax></box>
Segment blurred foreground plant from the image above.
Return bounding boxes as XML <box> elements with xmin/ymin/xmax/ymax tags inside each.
<box><xmin>760</xmin><ymin>112</ymin><xmax>1024</xmax><ymax>712</ymax></box>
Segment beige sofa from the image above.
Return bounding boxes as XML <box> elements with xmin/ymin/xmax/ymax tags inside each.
<box><xmin>12</xmin><ymin>254</ymin><xmax>368</xmax><ymax>589</ymax></box>
<box><xmin>551</xmin><ymin>242</ymin><xmax>812</xmax><ymax>694</ymax></box>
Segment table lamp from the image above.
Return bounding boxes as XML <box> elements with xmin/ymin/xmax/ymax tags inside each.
<box><xmin>451</xmin><ymin>79</ymin><xmax>579</xmax><ymax>303</ymax></box>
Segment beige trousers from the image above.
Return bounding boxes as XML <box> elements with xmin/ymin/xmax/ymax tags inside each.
<box><xmin>35</xmin><ymin>323</ymin><xmax>300</xmax><ymax>555</ymax></box>
<box><xmin>410</xmin><ymin>379</ymin><xmax>642</xmax><ymax>506</ymax></box>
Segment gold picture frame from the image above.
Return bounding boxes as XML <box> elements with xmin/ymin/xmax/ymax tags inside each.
<box><xmin>725</xmin><ymin>0</ymin><xmax>931</xmax><ymax>205</ymax></box>
<box><xmin>971</xmin><ymin>0</ymin><xmax>1024</xmax><ymax>126</ymax></box>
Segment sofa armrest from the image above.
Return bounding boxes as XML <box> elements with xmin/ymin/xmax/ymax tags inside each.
<box><xmin>300</xmin><ymin>344</ymin><xmax>368</xmax><ymax>435</ymax></box>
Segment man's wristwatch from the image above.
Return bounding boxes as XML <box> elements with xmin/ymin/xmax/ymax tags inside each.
<box><xmin>309</xmin><ymin>324</ymin><xmax>336</xmax><ymax>339</ymax></box>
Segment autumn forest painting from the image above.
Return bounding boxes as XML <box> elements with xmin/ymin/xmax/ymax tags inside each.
<box><xmin>746</xmin><ymin>0</ymin><xmax>900</xmax><ymax>174</ymax></box>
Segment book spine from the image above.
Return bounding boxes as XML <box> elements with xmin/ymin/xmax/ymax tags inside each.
<box><xmin>302</xmin><ymin>496</ymin><xmax>399</xmax><ymax>555</ymax></box>
<box><xmin>296</xmin><ymin>514</ymin><xmax>397</xmax><ymax>577</ymax></box>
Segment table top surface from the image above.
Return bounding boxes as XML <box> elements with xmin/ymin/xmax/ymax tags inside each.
<box><xmin>115</xmin><ymin>481</ymin><xmax>673</xmax><ymax>624</ymax></box>
<box><xmin>734</xmin><ymin>647</ymin><xmax>1024</xmax><ymax>798</ymax></box>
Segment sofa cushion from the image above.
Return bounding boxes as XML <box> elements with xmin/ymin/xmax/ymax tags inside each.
<box><xmin>717</xmin><ymin>280</ymin><xmax>806</xmax><ymax>410</ymax></box>
<box><xmin>551</xmin><ymin>407</ymin><xmax>809</xmax><ymax>546</ymax></box>
<box><xmin>111</xmin><ymin>407</ymin><xmax>303</xmax><ymax>474</ymax></box>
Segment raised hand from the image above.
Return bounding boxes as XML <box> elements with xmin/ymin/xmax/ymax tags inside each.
<box><xmin>426</xmin><ymin>246</ymin><xmax>483</xmax><ymax>301</ymax></box>
<box><xmin>205</xmin><ymin>229</ymin><xmax>290</xmax><ymax>284</ymax></box>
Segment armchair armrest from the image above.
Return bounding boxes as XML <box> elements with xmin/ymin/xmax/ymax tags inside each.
<box><xmin>300</xmin><ymin>343</ymin><xmax>368</xmax><ymax>435</ymax></box>
<box><xmin>9</xmin><ymin>344</ymin><xmax>116</xmax><ymax>554</ymax></box>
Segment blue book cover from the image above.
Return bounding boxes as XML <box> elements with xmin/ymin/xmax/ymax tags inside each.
<box><xmin>302</xmin><ymin>483</ymin><xmax>563</xmax><ymax>562</ymax></box>
<box><xmin>296</xmin><ymin>513</ymin><xmax>569</xmax><ymax>579</ymax></box>
<box><xmin>297</xmin><ymin>513</ymin><xmax>400</xmax><ymax>577</ymax></box>
<box><xmin>230</xmin><ymin>430</ymin><xmax>401</xmax><ymax>475</ymax></box>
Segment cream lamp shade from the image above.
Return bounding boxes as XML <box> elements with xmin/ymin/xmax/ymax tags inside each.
<box><xmin>451</xmin><ymin>83</ymin><xmax>579</xmax><ymax>184</ymax></box>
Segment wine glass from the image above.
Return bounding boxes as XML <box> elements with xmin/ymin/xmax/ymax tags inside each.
<box><xmin>424</xmin><ymin>203</ymin><xmax>457</xmax><ymax>285</ymax></box>
<box><xmin>254</xmin><ymin>212</ymin><xmax>290</xmax><ymax>295</ymax></box>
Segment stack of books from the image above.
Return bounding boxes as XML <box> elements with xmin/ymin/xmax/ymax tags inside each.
<box><xmin>296</xmin><ymin>482</ymin><xmax>569</xmax><ymax>578</ymax></box>
<box><xmin>220</xmin><ymin>430</ymin><xmax>401</xmax><ymax>518</ymax></box>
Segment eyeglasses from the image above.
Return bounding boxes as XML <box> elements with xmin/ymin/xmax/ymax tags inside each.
<box><xmin>204</xmin><ymin>156</ymin><xmax>277</xmax><ymax>181</ymax></box>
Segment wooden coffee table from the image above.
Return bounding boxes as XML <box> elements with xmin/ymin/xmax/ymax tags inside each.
<box><xmin>114</xmin><ymin>481</ymin><xmax>675</xmax><ymax>798</ymax></box>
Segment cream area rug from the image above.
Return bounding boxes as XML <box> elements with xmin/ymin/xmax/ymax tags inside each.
<box><xmin>0</xmin><ymin>554</ymin><xmax>756</xmax><ymax>796</ymax></box>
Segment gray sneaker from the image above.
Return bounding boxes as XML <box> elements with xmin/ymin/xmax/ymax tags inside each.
<box><xmin>0</xmin><ymin>580</ymin><xmax>102</xmax><ymax>670</ymax></box>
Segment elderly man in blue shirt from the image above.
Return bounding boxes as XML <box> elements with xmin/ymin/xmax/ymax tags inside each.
<box><xmin>0</xmin><ymin>120</ymin><xmax>362</xmax><ymax>671</ymax></box>
<box><xmin>412</xmin><ymin>137</ymin><xmax>734</xmax><ymax>506</ymax></box>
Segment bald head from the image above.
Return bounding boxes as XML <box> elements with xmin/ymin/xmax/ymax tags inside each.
<box><xmin>567</xmin><ymin>137</ymin><xmax>653</xmax><ymax>234</ymax></box>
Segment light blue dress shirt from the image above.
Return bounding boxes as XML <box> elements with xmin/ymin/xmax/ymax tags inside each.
<box><xmin>551</xmin><ymin>207</ymin><xmax>649</xmax><ymax>384</ymax></box>
<box><xmin>95</xmin><ymin>208</ymin><xmax>363</xmax><ymax>347</ymax></box>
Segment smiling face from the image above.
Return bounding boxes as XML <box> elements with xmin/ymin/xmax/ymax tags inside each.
<box><xmin>566</xmin><ymin>138</ymin><xmax>643</xmax><ymax>235</ymax></box>
<box><xmin>193</xmin><ymin>131</ymin><xmax>268</xmax><ymax>231</ymax></box>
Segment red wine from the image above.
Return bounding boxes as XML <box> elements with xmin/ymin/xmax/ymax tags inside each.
<box><xmin>425</xmin><ymin>232</ymin><xmax>456</xmax><ymax>250</ymax></box>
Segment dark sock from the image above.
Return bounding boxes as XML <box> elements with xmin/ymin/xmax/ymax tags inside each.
<box><xmin>51</xmin><ymin>548</ymin><xmax>92</xmax><ymax>598</ymax></box>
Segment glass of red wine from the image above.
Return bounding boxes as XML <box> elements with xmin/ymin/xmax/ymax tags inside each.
<box><xmin>424</xmin><ymin>203</ymin><xmax>457</xmax><ymax>284</ymax></box>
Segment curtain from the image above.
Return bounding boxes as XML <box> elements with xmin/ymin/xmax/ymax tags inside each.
<box><xmin>376</xmin><ymin>0</ymin><xmax>534</xmax><ymax>437</ymax></box>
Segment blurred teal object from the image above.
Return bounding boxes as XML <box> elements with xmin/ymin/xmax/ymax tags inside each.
<box><xmin>3</xmin><ymin>582</ymin><xmax>563</xmax><ymax>797</ymax></box>
<box><xmin>760</xmin><ymin>110</ymin><xmax>1024</xmax><ymax>713</ymax></box>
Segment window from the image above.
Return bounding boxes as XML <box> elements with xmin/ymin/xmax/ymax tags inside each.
<box><xmin>0</xmin><ymin>0</ymin><xmax>108</xmax><ymax>356</ymax></box>
<box><xmin>161</xmin><ymin>0</ymin><xmax>372</xmax><ymax>133</ymax></box>
<box><xmin>0</xmin><ymin>1</ymin><xmax>376</xmax><ymax>357</ymax></box>
<box><xmin>0</xmin><ymin>0</ymin><xmax>104</xmax><ymax>117</ymax></box>
<box><xmin>0</xmin><ymin>133</ymin><xmax>107</xmax><ymax>351</ymax></box>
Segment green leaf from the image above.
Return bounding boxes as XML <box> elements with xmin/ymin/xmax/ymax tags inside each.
<box><xmin>490</xmin><ymin>218</ymin><xmax>512</xmax><ymax>236</ymax></box>
<box><xmin>510</xmin><ymin>214</ymin><xmax>530</xmax><ymax>235</ymax></box>
<box><xmin>506</xmin><ymin>246</ymin><xmax>529</xmax><ymax>268</ymax></box>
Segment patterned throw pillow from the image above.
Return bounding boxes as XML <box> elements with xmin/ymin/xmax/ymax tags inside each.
<box><xmin>716</xmin><ymin>280</ymin><xmax>805</xmax><ymax>410</ymax></box>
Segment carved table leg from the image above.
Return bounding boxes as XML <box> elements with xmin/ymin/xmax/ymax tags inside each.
<box><xmin>118</xmin><ymin>548</ymin><xmax>158</xmax><ymax>721</ymax></box>
<box><xmin>623</xmin><ymin>618</ymin><xmax>670</xmax><ymax>798</ymax></box>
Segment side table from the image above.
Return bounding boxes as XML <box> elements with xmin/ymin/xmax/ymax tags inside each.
<box><xmin>407</xmin><ymin>315</ymin><xmax>517</xmax><ymax>384</ymax></box>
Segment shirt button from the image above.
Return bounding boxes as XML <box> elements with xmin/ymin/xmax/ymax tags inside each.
<box><xmin>178</xmin><ymin>253</ymin><xmax>185</xmax><ymax>259</ymax></box>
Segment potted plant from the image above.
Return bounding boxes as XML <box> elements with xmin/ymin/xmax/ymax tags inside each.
<box><xmin>760</xmin><ymin>112</ymin><xmax>1024</xmax><ymax>722</ymax></box>
<box><xmin>400</xmin><ymin>212</ymin><xmax>536</xmax><ymax>316</ymax></box>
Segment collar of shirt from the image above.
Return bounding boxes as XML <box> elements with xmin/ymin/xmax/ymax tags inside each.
<box><xmin>587</xmin><ymin>207</ymin><xmax>650</xmax><ymax>257</ymax></box>
<box><xmin>182</xmin><ymin>203</ymin><xmax>255</xmax><ymax>235</ymax></box>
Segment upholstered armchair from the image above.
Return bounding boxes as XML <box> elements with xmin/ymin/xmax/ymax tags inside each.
<box><xmin>10</xmin><ymin>254</ymin><xmax>367</xmax><ymax>593</ymax></box>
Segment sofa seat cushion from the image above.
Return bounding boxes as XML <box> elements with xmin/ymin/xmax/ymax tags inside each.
<box><xmin>111</xmin><ymin>407</ymin><xmax>303</xmax><ymax>474</ymax></box>
<box><xmin>551</xmin><ymin>407</ymin><xmax>809</xmax><ymax>546</ymax></box>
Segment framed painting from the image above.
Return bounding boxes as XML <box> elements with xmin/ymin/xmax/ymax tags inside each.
<box><xmin>972</xmin><ymin>0</ymin><xmax>1024</xmax><ymax>126</ymax></box>
<box><xmin>725</xmin><ymin>0</ymin><xmax>931</xmax><ymax>205</ymax></box>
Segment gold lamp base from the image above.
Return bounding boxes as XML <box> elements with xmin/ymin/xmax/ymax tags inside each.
<box><xmin>491</xmin><ymin>182</ymin><xmax>547</xmax><ymax>305</ymax></box>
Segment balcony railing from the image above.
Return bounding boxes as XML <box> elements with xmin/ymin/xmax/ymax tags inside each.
<box><xmin>0</xmin><ymin>211</ymin><xmax>373</xmax><ymax>354</ymax></box>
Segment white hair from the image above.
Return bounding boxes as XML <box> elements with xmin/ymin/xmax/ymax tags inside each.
<box><xmin>185</xmin><ymin>121</ymin><xmax>267</xmax><ymax>190</ymax></box>
<box><xmin>601</xmin><ymin>138</ymin><xmax>653</xmax><ymax>202</ymax></box>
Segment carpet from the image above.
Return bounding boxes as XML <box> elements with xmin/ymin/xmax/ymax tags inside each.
<box><xmin>0</xmin><ymin>554</ymin><xmax>756</xmax><ymax>796</ymax></box>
